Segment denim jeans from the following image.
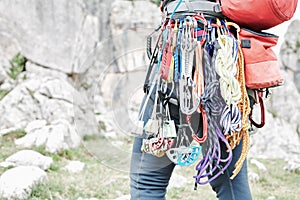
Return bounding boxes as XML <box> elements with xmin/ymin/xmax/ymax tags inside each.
<box><xmin>130</xmin><ymin>91</ymin><xmax>252</xmax><ymax>200</ymax></box>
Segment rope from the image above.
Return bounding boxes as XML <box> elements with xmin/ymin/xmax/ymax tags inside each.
<box><xmin>220</xmin><ymin>104</ymin><xmax>242</xmax><ymax>135</ymax></box>
<box><xmin>215</xmin><ymin>34</ymin><xmax>241</xmax><ymax>105</ymax></box>
<box><xmin>228</xmin><ymin>46</ymin><xmax>251</xmax><ymax>179</ymax></box>
<box><xmin>194</xmin><ymin>39</ymin><xmax>232</xmax><ymax>185</ymax></box>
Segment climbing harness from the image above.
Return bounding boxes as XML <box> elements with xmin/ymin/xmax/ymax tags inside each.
<box><xmin>137</xmin><ymin>0</ymin><xmax>282</xmax><ymax>188</ymax></box>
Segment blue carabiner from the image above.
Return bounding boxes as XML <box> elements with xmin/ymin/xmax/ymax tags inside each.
<box><xmin>178</xmin><ymin>146</ymin><xmax>201</xmax><ymax>166</ymax></box>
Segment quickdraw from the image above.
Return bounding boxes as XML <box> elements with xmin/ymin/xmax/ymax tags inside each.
<box><xmin>178</xmin><ymin>17</ymin><xmax>200</xmax><ymax>115</ymax></box>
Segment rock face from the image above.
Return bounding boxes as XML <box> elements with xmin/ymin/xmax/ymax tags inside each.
<box><xmin>0</xmin><ymin>0</ymin><xmax>101</xmax><ymax>74</ymax></box>
<box><xmin>77</xmin><ymin>0</ymin><xmax>161</xmax><ymax>139</ymax></box>
<box><xmin>109</xmin><ymin>0</ymin><xmax>161</xmax><ymax>72</ymax></box>
<box><xmin>280</xmin><ymin>20</ymin><xmax>300</xmax><ymax>92</ymax></box>
<box><xmin>268</xmin><ymin>71</ymin><xmax>300</xmax><ymax>132</ymax></box>
<box><xmin>0</xmin><ymin>166</ymin><xmax>47</xmax><ymax>200</ymax></box>
<box><xmin>272</xmin><ymin>21</ymin><xmax>300</xmax><ymax>148</ymax></box>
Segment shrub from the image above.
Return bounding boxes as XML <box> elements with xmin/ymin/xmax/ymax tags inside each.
<box><xmin>6</xmin><ymin>52</ymin><xmax>26</xmax><ymax>80</ymax></box>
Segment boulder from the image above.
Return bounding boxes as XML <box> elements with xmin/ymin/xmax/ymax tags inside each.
<box><xmin>113</xmin><ymin>195</ymin><xmax>130</xmax><ymax>200</ymax></box>
<box><xmin>63</xmin><ymin>160</ymin><xmax>85</xmax><ymax>173</ymax></box>
<box><xmin>0</xmin><ymin>76</ymin><xmax>98</xmax><ymax>136</ymax></box>
<box><xmin>15</xmin><ymin>119</ymin><xmax>81</xmax><ymax>153</ymax></box>
<box><xmin>24</xmin><ymin>120</ymin><xmax>47</xmax><ymax>133</ymax></box>
<box><xmin>0</xmin><ymin>166</ymin><xmax>47</xmax><ymax>200</ymax></box>
<box><xmin>248</xmin><ymin>171</ymin><xmax>260</xmax><ymax>183</ymax></box>
<box><xmin>78</xmin><ymin>198</ymin><xmax>99</xmax><ymax>200</ymax></box>
<box><xmin>0</xmin><ymin>150</ymin><xmax>53</xmax><ymax>170</ymax></box>
<box><xmin>283</xmin><ymin>160</ymin><xmax>300</xmax><ymax>173</ymax></box>
<box><xmin>250</xmin><ymin>159</ymin><xmax>267</xmax><ymax>173</ymax></box>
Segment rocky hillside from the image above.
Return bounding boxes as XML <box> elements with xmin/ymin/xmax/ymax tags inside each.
<box><xmin>0</xmin><ymin>0</ymin><xmax>299</xmax><ymax>165</ymax></box>
<box><xmin>0</xmin><ymin>0</ymin><xmax>299</xmax><ymax>199</ymax></box>
<box><xmin>0</xmin><ymin>0</ymin><xmax>160</xmax><ymax>148</ymax></box>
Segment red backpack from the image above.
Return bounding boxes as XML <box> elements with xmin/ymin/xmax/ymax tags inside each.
<box><xmin>239</xmin><ymin>28</ymin><xmax>283</xmax><ymax>89</ymax></box>
<box><xmin>220</xmin><ymin>0</ymin><xmax>298</xmax><ymax>30</ymax></box>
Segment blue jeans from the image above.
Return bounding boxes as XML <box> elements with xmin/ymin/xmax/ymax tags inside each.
<box><xmin>130</xmin><ymin>92</ymin><xmax>252</xmax><ymax>200</ymax></box>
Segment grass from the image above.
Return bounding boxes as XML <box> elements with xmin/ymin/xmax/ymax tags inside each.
<box><xmin>166</xmin><ymin>158</ymin><xmax>300</xmax><ymax>200</ymax></box>
<box><xmin>0</xmin><ymin>132</ymin><xmax>299</xmax><ymax>199</ymax></box>
<box><xmin>249</xmin><ymin>159</ymin><xmax>300</xmax><ymax>200</ymax></box>
<box><xmin>6</xmin><ymin>52</ymin><xmax>26</xmax><ymax>80</ymax></box>
<box><xmin>166</xmin><ymin>164</ymin><xmax>216</xmax><ymax>200</ymax></box>
<box><xmin>0</xmin><ymin>90</ymin><xmax>10</xmax><ymax>100</ymax></box>
<box><xmin>150</xmin><ymin>0</ymin><xmax>160</xmax><ymax>6</ymax></box>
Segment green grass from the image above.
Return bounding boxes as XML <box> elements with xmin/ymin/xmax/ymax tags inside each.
<box><xmin>249</xmin><ymin>159</ymin><xmax>300</xmax><ymax>200</ymax></box>
<box><xmin>6</xmin><ymin>52</ymin><xmax>26</xmax><ymax>80</ymax></box>
<box><xmin>27</xmin><ymin>161</ymin><xmax>130</xmax><ymax>200</ymax></box>
<box><xmin>150</xmin><ymin>0</ymin><xmax>160</xmax><ymax>6</ymax></box>
<box><xmin>0</xmin><ymin>130</ymin><xmax>26</xmax><ymax>157</ymax></box>
<box><xmin>166</xmin><ymin>158</ymin><xmax>300</xmax><ymax>200</ymax></box>
<box><xmin>0</xmin><ymin>132</ymin><xmax>299</xmax><ymax>200</ymax></box>
<box><xmin>0</xmin><ymin>90</ymin><xmax>10</xmax><ymax>101</ymax></box>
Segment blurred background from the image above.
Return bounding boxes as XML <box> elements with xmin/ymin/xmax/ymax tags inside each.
<box><xmin>0</xmin><ymin>0</ymin><xmax>299</xmax><ymax>199</ymax></box>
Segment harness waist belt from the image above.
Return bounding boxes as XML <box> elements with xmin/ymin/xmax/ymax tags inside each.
<box><xmin>164</xmin><ymin>0</ymin><xmax>222</xmax><ymax>17</ymax></box>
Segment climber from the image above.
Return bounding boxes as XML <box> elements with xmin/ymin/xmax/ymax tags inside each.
<box><xmin>129</xmin><ymin>0</ymin><xmax>297</xmax><ymax>199</ymax></box>
<box><xmin>129</xmin><ymin>1</ymin><xmax>252</xmax><ymax>199</ymax></box>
